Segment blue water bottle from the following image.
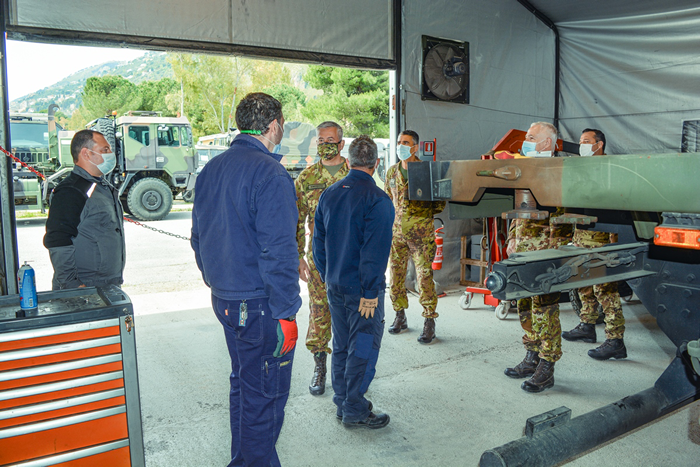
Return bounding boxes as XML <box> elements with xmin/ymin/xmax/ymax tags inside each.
<box><xmin>18</xmin><ymin>262</ymin><xmax>38</xmax><ymax>311</ymax></box>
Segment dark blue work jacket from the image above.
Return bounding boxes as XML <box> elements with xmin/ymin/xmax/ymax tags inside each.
<box><xmin>313</xmin><ymin>169</ymin><xmax>394</xmax><ymax>299</ymax></box>
<box><xmin>191</xmin><ymin>134</ymin><xmax>301</xmax><ymax>320</ymax></box>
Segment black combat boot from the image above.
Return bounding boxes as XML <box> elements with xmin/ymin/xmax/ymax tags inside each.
<box><xmin>588</xmin><ymin>338</ymin><xmax>627</xmax><ymax>360</ymax></box>
<box><xmin>562</xmin><ymin>322</ymin><xmax>597</xmax><ymax>343</ymax></box>
<box><xmin>309</xmin><ymin>352</ymin><xmax>327</xmax><ymax>396</ymax></box>
<box><xmin>388</xmin><ymin>310</ymin><xmax>408</xmax><ymax>334</ymax></box>
<box><xmin>417</xmin><ymin>318</ymin><xmax>436</xmax><ymax>344</ymax></box>
<box><xmin>521</xmin><ymin>359</ymin><xmax>555</xmax><ymax>393</ymax></box>
<box><xmin>504</xmin><ymin>350</ymin><xmax>540</xmax><ymax>378</ymax></box>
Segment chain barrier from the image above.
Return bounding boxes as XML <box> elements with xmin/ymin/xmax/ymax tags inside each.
<box><xmin>123</xmin><ymin>216</ymin><xmax>191</xmax><ymax>241</ymax></box>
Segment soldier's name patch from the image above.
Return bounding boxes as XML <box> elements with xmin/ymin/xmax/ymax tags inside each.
<box><xmin>307</xmin><ymin>183</ymin><xmax>326</xmax><ymax>190</ymax></box>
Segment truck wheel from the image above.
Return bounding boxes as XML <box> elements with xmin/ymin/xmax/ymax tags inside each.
<box><xmin>94</xmin><ymin>118</ymin><xmax>116</xmax><ymax>154</ymax></box>
<box><xmin>569</xmin><ymin>289</ymin><xmax>605</xmax><ymax>324</ymax></box>
<box><xmin>127</xmin><ymin>178</ymin><xmax>173</xmax><ymax>221</ymax></box>
<box><xmin>182</xmin><ymin>189</ymin><xmax>195</xmax><ymax>203</ymax></box>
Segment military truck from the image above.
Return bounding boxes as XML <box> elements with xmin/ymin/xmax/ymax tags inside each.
<box><xmin>9</xmin><ymin>105</ymin><xmax>75</xmax><ymax>211</ymax></box>
<box><xmin>278</xmin><ymin>121</ymin><xmax>389</xmax><ymax>183</ymax></box>
<box><xmin>87</xmin><ymin>111</ymin><xmax>197</xmax><ymax>221</ymax></box>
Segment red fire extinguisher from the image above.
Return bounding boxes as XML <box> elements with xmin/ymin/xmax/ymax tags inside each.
<box><xmin>432</xmin><ymin>218</ymin><xmax>444</xmax><ymax>271</ymax></box>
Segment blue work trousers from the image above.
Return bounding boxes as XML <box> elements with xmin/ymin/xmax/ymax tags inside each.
<box><xmin>212</xmin><ymin>295</ymin><xmax>295</xmax><ymax>467</ymax></box>
<box><xmin>327</xmin><ymin>286</ymin><xmax>385</xmax><ymax>423</ymax></box>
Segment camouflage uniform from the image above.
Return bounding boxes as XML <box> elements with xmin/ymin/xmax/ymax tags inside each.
<box><xmin>572</xmin><ymin>229</ymin><xmax>625</xmax><ymax>340</ymax></box>
<box><xmin>509</xmin><ymin>208</ymin><xmax>573</xmax><ymax>363</ymax></box>
<box><xmin>385</xmin><ymin>163</ymin><xmax>445</xmax><ymax>318</ymax></box>
<box><xmin>295</xmin><ymin>159</ymin><xmax>349</xmax><ymax>354</ymax></box>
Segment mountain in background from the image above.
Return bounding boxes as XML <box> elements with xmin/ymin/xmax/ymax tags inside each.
<box><xmin>10</xmin><ymin>52</ymin><xmax>173</xmax><ymax>114</ymax></box>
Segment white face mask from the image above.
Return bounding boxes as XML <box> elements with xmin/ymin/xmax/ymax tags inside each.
<box><xmin>88</xmin><ymin>149</ymin><xmax>117</xmax><ymax>174</ymax></box>
<box><xmin>396</xmin><ymin>144</ymin><xmax>413</xmax><ymax>161</ymax></box>
<box><xmin>579</xmin><ymin>143</ymin><xmax>594</xmax><ymax>157</ymax></box>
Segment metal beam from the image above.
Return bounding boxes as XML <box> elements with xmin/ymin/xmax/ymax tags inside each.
<box><xmin>407</xmin><ymin>154</ymin><xmax>700</xmax><ymax>214</ymax></box>
<box><xmin>486</xmin><ymin>242</ymin><xmax>653</xmax><ymax>300</ymax></box>
<box><xmin>0</xmin><ymin>2</ymin><xmax>19</xmax><ymax>294</ymax></box>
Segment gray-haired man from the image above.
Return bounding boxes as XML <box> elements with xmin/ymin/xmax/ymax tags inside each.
<box><xmin>313</xmin><ymin>135</ymin><xmax>394</xmax><ymax>428</ymax></box>
<box><xmin>295</xmin><ymin>121</ymin><xmax>349</xmax><ymax>396</ymax></box>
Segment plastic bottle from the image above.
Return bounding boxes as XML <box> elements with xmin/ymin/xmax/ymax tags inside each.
<box><xmin>18</xmin><ymin>262</ymin><xmax>38</xmax><ymax>311</ymax></box>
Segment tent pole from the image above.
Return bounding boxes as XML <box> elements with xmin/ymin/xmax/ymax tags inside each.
<box><xmin>516</xmin><ymin>0</ymin><xmax>560</xmax><ymax>128</ymax></box>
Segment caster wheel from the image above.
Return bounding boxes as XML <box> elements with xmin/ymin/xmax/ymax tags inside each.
<box><xmin>495</xmin><ymin>302</ymin><xmax>509</xmax><ymax>320</ymax></box>
<box><xmin>459</xmin><ymin>292</ymin><xmax>473</xmax><ymax>310</ymax></box>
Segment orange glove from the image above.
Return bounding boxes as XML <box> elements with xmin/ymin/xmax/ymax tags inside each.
<box><xmin>274</xmin><ymin>318</ymin><xmax>298</xmax><ymax>357</ymax></box>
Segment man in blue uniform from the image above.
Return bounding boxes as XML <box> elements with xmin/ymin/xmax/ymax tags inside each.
<box><xmin>313</xmin><ymin>135</ymin><xmax>395</xmax><ymax>429</ymax></box>
<box><xmin>191</xmin><ymin>92</ymin><xmax>301</xmax><ymax>466</ymax></box>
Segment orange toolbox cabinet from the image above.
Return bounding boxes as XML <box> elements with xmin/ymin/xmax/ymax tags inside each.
<box><xmin>0</xmin><ymin>285</ymin><xmax>144</xmax><ymax>466</ymax></box>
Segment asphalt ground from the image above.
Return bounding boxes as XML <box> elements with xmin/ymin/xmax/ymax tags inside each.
<box><xmin>16</xmin><ymin>209</ymin><xmax>700</xmax><ymax>466</ymax></box>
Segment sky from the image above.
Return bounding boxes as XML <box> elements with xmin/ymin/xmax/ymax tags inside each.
<box><xmin>6</xmin><ymin>40</ymin><xmax>146</xmax><ymax>101</ymax></box>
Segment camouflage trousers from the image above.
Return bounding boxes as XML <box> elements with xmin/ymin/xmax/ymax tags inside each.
<box><xmin>578</xmin><ymin>283</ymin><xmax>625</xmax><ymax>339</ymax></box>
<box><xmin>573</xmin><ymin>229</ymin><xmax>625</xmax><ymax>340</ymax></box>
<box><xmin>304</xmin><ymin>253</ymin><xmax>332</xmax><ymax>355</ymax></box>
<box><xmin>389</xmin><ymin>231</ymin><xmax>439</xmax><ymax>318</ymax></box>
<box><xmin>518</xmin><ymin>293</ymin><xmax>562</xmax><ymax>363</ymax></box>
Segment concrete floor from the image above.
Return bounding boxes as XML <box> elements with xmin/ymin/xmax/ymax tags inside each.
<box><xmin>135</xmin><ymin>290</ymin><xmax>700</xmax><ymax>467</ymax></box>
<box><xmin>15</xmin><ymin>213</ymin><xmax>699</xmax><ymax>465</ymax></box>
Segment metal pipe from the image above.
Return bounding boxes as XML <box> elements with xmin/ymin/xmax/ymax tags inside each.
<box><xmin>479</xmin><ymin>387</ymin><xmax>667</xmax><ymax>467</ymax></box>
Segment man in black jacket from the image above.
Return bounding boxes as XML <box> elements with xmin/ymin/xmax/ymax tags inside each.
<box><xmin>44</xmin><ymin>129</ymin><xmax>125</xmax><ymax>289</ymax></box>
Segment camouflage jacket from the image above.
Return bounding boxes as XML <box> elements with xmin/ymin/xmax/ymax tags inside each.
<box><xmin>508</xmin><ymin>207</ymin><xmax>574</xmax><ymax>253</ymax></box>
<box><xmin>295</xmin><ymin>159</ymin><xmax>350</xmax><ymax>258</ymax></box>
<box><xmin>385</xmin><ymin>162</ymin><xmax>445</xmax><ymax>234</ymax></box>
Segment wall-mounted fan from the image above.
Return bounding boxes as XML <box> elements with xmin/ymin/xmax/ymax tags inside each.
<box><xmin>421</xmin><ymin>35</ymin><xmax>469</xmax><ymax>104</ymax></box>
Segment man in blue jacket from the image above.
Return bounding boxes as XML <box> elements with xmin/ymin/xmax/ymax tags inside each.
<box><xmin>191</xmin><ymin>92</ymin><xmax>301</xmax><ymax>466</ymax></box>
<box><xmin>313</xmin><ymin>135</ymin><xmax>395</xmax><ymax>429</ymax></box>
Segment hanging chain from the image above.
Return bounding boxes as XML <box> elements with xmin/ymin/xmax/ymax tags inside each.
<box><xmin>123</xmin><ymin>217</ymin><xmax>191</xmax><ymax>241</ymax></box>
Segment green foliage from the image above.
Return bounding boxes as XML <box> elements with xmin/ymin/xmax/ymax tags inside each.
<box><xmin>302</xmin><ymin>66</ymin><xmax>389</xmax><ymax>138</ymax></box>
<box><xmin>16</xmin><ymin>51</ymin><xmax>390</xmax><ymax>141</ymax></box>
<box><xmin>265</xmin><ymin>83</ymin><xmax>307</xmax><ymax>123</ymax></box>
<box><xmin>168</xmin><ymin>53</ymin><xmax>254</xmax><ymax>137</ymax></box>
<box><xmin>81</xmin><ymin>75</ymin><xmax>141</xmax><ymax>120</ymax></box>
<box><xmin>138</xmin><ymin>78</ymin><xmax>179</xmax><ymax>115</ymax></box>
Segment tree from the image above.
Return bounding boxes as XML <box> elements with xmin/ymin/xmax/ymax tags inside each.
<box><xmin>302</xmin><ymin>66</ymin><xmax>389</xmax><ymax>137</ymax></box>
<box><xmin>138</xmin><ymin>78</ymin><xmax>179</xmax><ymax>115</ymax></box>
<box><xmin>168</xmin><ymin>53</ymin><xmax>254</xmax><ymax>137</ymax></box>
<box><xmin>81</xmin><ymin>75</ymin><xmax>141</xmax><ymax>120</ymax></box>
<box><xmin>265</xmin><ymin>83</ymin><xmax>307</xmax><ymax>123</ymax></box>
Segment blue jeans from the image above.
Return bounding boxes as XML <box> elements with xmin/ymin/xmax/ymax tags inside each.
<box><xmin>212</xmin><ymin>295</ymin><xmax>294</xmax><ymax>467</ymax></box>
<box><xmin>326</xmin><ymin>286</ymin><xmax>385</xmax><ymax>423</ymax></box>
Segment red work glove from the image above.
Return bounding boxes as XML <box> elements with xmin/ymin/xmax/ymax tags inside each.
<box><xmin>274</xmin><ymin>319</ymin><xmax>298</xmax><ymax>357</ymax></box>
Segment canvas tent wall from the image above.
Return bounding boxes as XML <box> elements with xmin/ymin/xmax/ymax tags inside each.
<box><xmin>2</xmin><ymin>0</ymin><xmax>700</xmax><ymax>292</ymax></box>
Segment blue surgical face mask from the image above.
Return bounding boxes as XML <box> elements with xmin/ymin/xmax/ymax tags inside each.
<box><xmin>88</xmin><ymin>149</ymin><xmax>117</xmax><ymax>175</ymax></box>
<box><xmin>521</xmin><ymin>141</ymin><xmax>537</xmax><ymax>156</ymax></box>
<box><xmin>396</xmin><ymin>144</ymin><xmax>413</xmax><ymax>161</ymax></box>
<box><xmin>262</xmin><ymin>121</ymin><xmax>284</xmax><ymax>153</ymax></box>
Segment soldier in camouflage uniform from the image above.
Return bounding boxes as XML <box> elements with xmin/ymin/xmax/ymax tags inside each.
<box><xmin>562</xmin><ymin>129</ymin><xmax>627</xmax><ymax>360</ymax></box>
<box><xmin>385</xmin><ymin>130</ymin><xmax>445</xmax><ymax>344</ymax></box>
<box><xmin>504</xmin><ymin>122</ymin><xmax>573</xmax><ymax>393</ymax></box>
<box><xmin>296</xmin><ymin>121</ymin><xmax>349</xmax><ymax>396</ymax></box>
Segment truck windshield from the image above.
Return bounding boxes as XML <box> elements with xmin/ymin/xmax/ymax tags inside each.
<box><xmin>10</xmin><ymin>122</ymin><xmax>48</xmax><ymax>148</ymax></box>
